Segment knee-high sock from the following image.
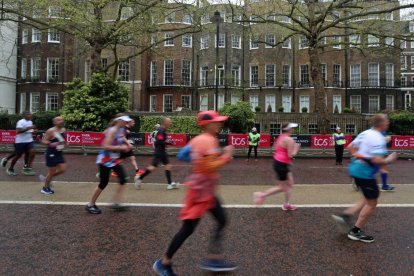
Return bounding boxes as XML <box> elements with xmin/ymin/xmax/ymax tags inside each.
<box><xmin>381</xmin><ymin>172</ymin><xmax>388</xmax><ymax>187</ymax></box>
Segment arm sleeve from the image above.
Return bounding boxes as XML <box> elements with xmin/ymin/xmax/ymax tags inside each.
<box><xmin>198</xmin><ymin>153</ymin><xmax>232</xmax><ymax>174</ymax></box>
<box><xmin>16</xmin><ymin>120</ymin><xmax>24</xmax><ymax>129</ymax></box>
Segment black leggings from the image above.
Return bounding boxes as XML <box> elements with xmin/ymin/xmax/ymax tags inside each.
<box><xmin>335</xmin><ymin>145</ymin><xmax>344</xmax><ymax>164</ymax></box>
<box><xmin>98</xmin><ymin>164</ymin><xmax>126</xmax><ymax>190</ymax></box>
<box><xmin>166</xmin><ymin>198</ymin><xmax>226</xmax><ymax>259</ymax></box>
<box><xmin>247</xmin><ymin>145</ymin><xmax>258</xmax><ymax>159</ymax></box>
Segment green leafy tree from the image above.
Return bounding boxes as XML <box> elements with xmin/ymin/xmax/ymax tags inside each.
<box><xmin>61</xmin><ymin>73</ymin><xmax>129</xmax><ymax>131</ymax></box>
<box><xmin>219</xmin><ymin>101</ymin><xmax>255</xmax><ymax>133</ymax></box>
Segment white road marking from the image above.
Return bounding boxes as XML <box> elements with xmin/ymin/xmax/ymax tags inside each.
<box><xmin>0</xmin><ymin>200</ymin><xmax>413</xmax><ymax>208</ymax></box>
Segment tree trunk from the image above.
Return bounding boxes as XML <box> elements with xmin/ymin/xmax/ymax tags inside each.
<box><xmin>308</xmin><ymin>46</ymin><xmax>329</xmax><ymax>134</ymax></box>
<box><xmin>90</xmin><ymin>43</ymin><xmax>103</xmax><ymax>73</ymax></box>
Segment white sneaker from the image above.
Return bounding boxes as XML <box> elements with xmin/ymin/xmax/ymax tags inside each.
<box><xmin>167</xmin><ymin>182</ymin><xmax>179</xmax><ymax>190</ymax></box>
<box><xmin>1</xmin><ymin>157</ymin><xmax>7</xmax><ymax>168</ymax></box>
<box><xmin>134</xmin><ymin>176</ymin><xmax>142</xmax><ymax>190</ymax></box>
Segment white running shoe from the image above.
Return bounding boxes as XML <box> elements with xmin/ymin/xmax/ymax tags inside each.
<box><xmin>39</xmin><ymin>174</ymin><xmax>46</xmax><ymax>184</ymax></box>
<box><xmin>167</xmin><ymin>182</ymin><xmax>179</xmax><ymax>190</ymax></box>
<box><xmin>134</xmin><ymin>176</ymin><xmax>142</xmax><ymax>190</ymax></box>
<box><xmin>1</xmin><ymin>157</ymin><xmax>7</xmax><ymax>168</ymax></box>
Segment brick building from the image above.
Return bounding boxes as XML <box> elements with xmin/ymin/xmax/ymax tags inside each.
<box><xmin>400</xmin><ymin>20</ymin><xmax>414</xmax><ymax>109</ymax></box>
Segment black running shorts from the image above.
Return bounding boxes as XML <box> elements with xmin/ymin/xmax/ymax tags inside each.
<box><xmin>273</xmin><ymin>159</ymin><xmax>290</xmax><ymax>181</ymax></box>
<box><xmin>354</xmin><ymin>177</ymin><xmax>380</xmax><ymax>200</ymax></box>
<box><xmin>152</xmin><ymin>150</ymin><xmax>169</xmax><ymax>167</ymax></box>
<box><xmin>120</xmin><ymin>150</ymin><xmax>134</xmax><ymax>159</ymax></box>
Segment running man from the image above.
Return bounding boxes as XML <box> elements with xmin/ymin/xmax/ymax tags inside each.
<box><xmin>153</xmin><ymin>110</ymin><xmax>237</xmax><ymax>275</ymax></box>
<box><xmin>254</xmin><ymin>122</ymin><xmax>300</xmax><ymax>211</ymax></box>
<box><xmin>246</xmin><ymin>127</ymin><xmax>260</xmax><ymax>162</ymax></box>
<box><xmin>134</xmin><ymin>117</ymin><xmax>178</xmax><ymax>190</ymax></box>
<box><xmin>39</xmin><ymin>116</ymin><xmax>67</xmax><ymax>195</ymax></box>
<box><xmin>6</xmin><ymin>111</ymin><xmax>36</xmax><ymax>176</ymax></box>
<box><xmin>332</xmin><ymin>114</ymin><xmax>397</xmax><ymax>243</ymax></box>
<box><xmin>85</xmin><ymin>115</ymin><xmax>133</xmax><ymax>214</ymax></box>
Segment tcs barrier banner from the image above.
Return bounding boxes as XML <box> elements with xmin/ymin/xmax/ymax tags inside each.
<box><xmin>65</xmin><ymin>131</ymin><xmax>104</xmax><ymax>146</ymax></box>
<box><xmin>144</xmin><ymin>133</ymin><xmax>187</xmax><ymax>147</ymax></box>
<box><xmin>228</xmin><ymin>134</ymin><xmax>272</xmax><ymax>148</ymax></box>
<box><xmin>391</xmin><ymin>136</ymin><xmax>414</xmax><ymax>149</ymax></box>
<box><xmin>311</xmin><ymin>135</ymin><xmax>353</xmax><ymax>148</ymax></box>
<box><xmin>0</xmin><ymin>130</ymin><xmax>16</xmax><ymax>144</ymax></box>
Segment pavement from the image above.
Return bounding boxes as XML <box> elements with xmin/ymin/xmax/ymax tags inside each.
<box><xmin>0</xmin><ymin>154</ymin><xmax>413</xmax><ymax>275</ymax></box>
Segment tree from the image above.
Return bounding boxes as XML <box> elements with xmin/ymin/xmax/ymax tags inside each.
<box><xmin>227</xmin><ymin>0</ymin><xmax>414</xmax><ymax>133</ymax></box>
<box><xmin>1</xmin><ymin>0</ymin><xmax>201</xmax><ymax>76</ymax></box>
<box><xmin>219</xmin><ymin>101</ymin><xmax>256</xmax><ymax>133</ymax></box>
<box><xmin>61</xmin><ymin>73</ymin><xmax>129</xmax><ymax>131</ymax></box>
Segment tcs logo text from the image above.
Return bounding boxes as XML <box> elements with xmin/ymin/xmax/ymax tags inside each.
<box><xmin>394</xmin><ymin>138</ymin><xmax>409</xmax><ymax>147</ymax></box>
<box><xmin>66</xmin><ymin>134</ymin><xmax>81</xmax><ymax>144</ymax></box>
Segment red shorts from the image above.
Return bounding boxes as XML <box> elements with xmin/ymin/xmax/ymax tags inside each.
<box><xmin>180</xmin><ymin>189</ymin><xmax>216</xmax><ymax>220</ymax></box>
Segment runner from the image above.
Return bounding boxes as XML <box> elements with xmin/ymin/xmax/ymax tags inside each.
<box><xmin>253</xmin><ymin>122</ymin><xmax>300</xmax><ymax>211</ymax></box>
<box><xmin>153</xmin><ymin>110</ymin><xmax>237</xmax><ymax>275</ymax></box>
<box><xmin>85</xmin><ymin>115</ymin><xmax>133</xmax><ymax>214</ymax></box>
<box><xmin>246</xmin><ymin>127</ymin><xmax>260</xmax><ymax>162</ymax></box>
<box><xmin>134</xmin><ymin>117</ymin><xmax>178</xmax><ymax>190</ymax></box>
<box><xmin>332</xmin><ymin>114</ymin><xmax>398</xmax><ymax>243</ymax></box>
<box><xmin>111</xmin><ymin>119</ymin><xmax>142</xmax><ymax>178</ymax></box>
<box><xmin>38</xmin><ymin>116</ymin><xmax>67</xmax><ymax>195</ymax></box>
<box><xmin>6</xmin><ymin>111</ymin><xmax>36</xmax><ymax>176</ymax></box>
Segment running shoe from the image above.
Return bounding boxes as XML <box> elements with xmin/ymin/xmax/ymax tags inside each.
<box><xmin>167</xmin><ymin>182</ymin><xmax>179</xmax><ymax>190</ymax></box>
<box><xmin>22</xmin><ymin>168</ymin><xmax>35</xmax><ymax>176</ymax></box>
<box><xmin>111</xmin><ymin>171</ymin><xmax>118</xmax><ymax>177</ymax></box>
<box><xmin>41</xmin><ymin>187</ymin><xmax>54</xmax><ymax>195</ymax></box>
<box><xmin>135</xmin><ymin>169</ymin><xmax>145</xmax><ymax>176</ymax></box>
<box><xmin>1</xmin><ymin>157</ymin><xmax>7</xmax><ymax>168</ymax></box>
<box><xmin>109</xmin><ymin>203</ymin><xmax>128</xmax><ymax>211</ymax></box>
<box><xmin>153</xmin><ymin>259</ymin><xmax>177</xmax><ymax>276</ymax></box>
<box><xmin>85</xmin><ymin>204</ymin><xmax>101</xmax><ymax>214</ymax></box>
<box><xmin>381</xmin><ymin>185</ymin><xmax>395</xmax><ymax>192</ymax></box>
<box><xmin>95</xmin><ymin>172</ymin><xmax>100</xmax><ymax>179</ymax></box>
<box><xmin>253</xmin><ymin>192</ymin><xmax>266</xmax><ymax>205</ymax></box>
<box><xmin>200</xmin><ymin>258</ymin><xmax>238</xmax><ymax>272</ymax></box>
<box><xmin>347</xmin><ymin>229</ymin><xmax>375</xmax><ymax>243</ymax></box>
<box><xmin>6</xmin><ymin>168</ymin><xmax>16</xmax><ymax>176</ymax></box>
<box><xmin>332</xmin><ymin>214</ymin><xmax>352</xmax><ymax>233</ymax></box>
<box><xmin>351</xmin><ymin>179</ymin><xmax>359</xmax><ymax>191</ymax></box>
<box><xmin>134</xmin><ymin>175</ymin><xmax>142</xmax><ymax>189</ymax></box>
<box><xmin>282</xmin><ymin>204</ymin><xmax>297</xmax><ymax>211</ymax></box>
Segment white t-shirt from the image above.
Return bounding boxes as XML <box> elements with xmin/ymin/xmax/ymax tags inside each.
<box><xmin>15</xmin><ymin>119</ymin><xmax>34</xmax><ymax>143</ymax></box>
<box><xmin>351</xmin><ymin>128</ymin><xmax>387</xmax><ymax>158</ymax></box>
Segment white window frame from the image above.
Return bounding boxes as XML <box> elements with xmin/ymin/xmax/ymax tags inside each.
<box><xmin>250</xmin><ymin>65</ymin><xmax>259</xmax><ymax>87</ymax></box>
<box><xmin>182</xmin><ymin>34</ymin><xmax>192</xmax><ymax>48</ymax></box>
<box><xmin>201</xmin><ymin>35</ymin><xmax>209</xmax><ymax>50</ymax></box>
<box><xmin>282</xmin><ymin>37</ymin><xmax>291</xmax><ymax>49</ymax></box>
<box><xmin>20</xmin><ymin>93</ymin><xmax>26</xmax><ymax>113</ymax></box>
<box><xmin>350</xmin><ymin>95</ymin><xmax>361</xmax><ymax>113</ymax></box>
<box><xmin>46</xmin><ymin>92</ymin><xmax>59</xmax><ymax>111</ymax></box>
<box><xmin>411</xmin><ymin>56</ymin><xmax>414</xmax><ymax>70</ymax></box>
<box><xmin>333</xmin><ymin>34</ymin><xmax>341</xmax><ymax>49</ymax></box>
<box><xmin>118</xmin><ymin>61</ymin><xmax>130</xmax><ymax>82</ymax></box>
<box><xmin>349</xmin><ymin>34</ymin><xmax>360</xmax><ymax>47</ymax></box>
<box><xmin>250</xmin><ymin>95</ymin><xmax>259</xmax><ymax>111</ymax></box>
<box><xmin>300</xmin><ymin>95</ymin><xmax>310</xmax><ymax>113</ymax></box>
<box><xmin>385</xmin><ymin>37</ymin><xmax>394</xmax><ymax>47</ymax></box>
<box><xmin>214</xmin><ymin>94</ymin><xmax>225</xmax><ymax>110</ymax></box>
<box><xmin>385</xmin><ymin>63</ymin><xmax>394</xmax><ymax>87</ymax></box>
<box><xmin>47</xmin><ymin>28</ymin><xmax>60</xmax><ymax>43</ymax></box>
<box><xmin>32</xmin><ymin>28</ymin><xmax>41</xmax><ymax>43</ymax></box>
<box><xmin>21</xmin><ymin>58</ymin><xmax>27</xmax><ymax>79</ymax></box>
<box><xmin>149</xmin><ymin>95</ymin><xmax>157</xmax><ymax>112</ymax></box>
<box><xmin>350</xmin><ymin>64</ymin><xmax>361</xmax><ymax>88</ymax></box>
<box><xmin>22</xmin><ymin>29</ymin><xmax>29</xmax><ymax>44</ymax></box>
<box><xmin>200</xmin><ymin>94</ymin><xmax>209</xmax><ymax>111</ymax></box>
<box><xmin>409</xmin><ymin>22</ymin><xmax>414</xmax><ymax>33</ymax></box>
<box><xmin>250</xmin><ymin>36</ymin><xmax>259</xmax><ymax>50</ymax></box>
<box><xmin>282</xmin><ymin>64</ymin><xmax>291</xmax><ymax>87</ymax></box>
<box><xmin>281</xmin><ymin>16</ymin><xmax>291</xmax><ymax>24</ymax></box>
<box><xmin>385</xmin><ymin>12</ymin><xmax>393</xmax><ymax>21</ymax></box>
<box><xmin>183</xmin><ymin>13</ymin><xmax>192</xmax><ymax>24</ymax></box>
<box><xmin>299</xmin><ymin>35</ymin><xmax>308</xmax><ymax>49</ymax></box>
<box><xmin>215</xmin><ymin>33</ymin><xmax>225</xmax><ymax>48</ymax></box>
<box><xmin>368</xmin><ymin>95</ymin><xmax>380</xmax><ymax>113</ymax></box>
<box><xmin>282</xmin><ymin>95</ymin><xmax>292</xmax><ymax>112</ymax></box>
<box><xmin>231</xmin><ymin>35</ymin><xmax>241</xmax><ymax>49</ymax></box>
<box><xmin>265</xmin><ymin>95</ymin><xmax>276</xmax><ymax>113</ymax></box>
<box><xmin>181</xmin><ymin>95</ymin><xmax>191</xmax><ymax>109</ymax></box>
<box><xmin>163</xmin><ymin>94</ymin><xmax>173</xmax><ymax>112</ymax></box>
<box><xmin>200</xmin><ymin>66</ymin><xmax>208</xmax><ymax>86</ymax></box>
<box><xmin>47</xmin><ymin>57</ymin><xmax>59</xmax><ymax>82</ymax></box>
<box><xmin>401</xmin><ymin>40</ymin><xmax>406</xmax><ymax>49</ymax></box>
<box><xmin>164</xmin><ymin>32</ymin><xmax>174</xmax><ymax>46</ymax></box>
<box><xmin>30</xmin><ymin>58</ymin><xmax>41</xmax><ymax>79</ymax></box>
<box><xmin>368</xmin><ymin>63</ymin><xmax>379</xmax><ymax>87</ymax></box>
<box><xmin>386</xmin><ymin>95</ymin><xmax>394</xmax><ymax>111</ymax></box>
<box><xmin>216</xmin><ymin>65</ymin><xmax>225</xmax><ymax>86</ymax></box>
<box><xmin>181</xmin><ymin>60</ymin><xmax>192</xmax><ymax>86</ymax></box>
<box><xmin>300</xmin><ymin>64</ymin><xmax>309</xmax><ymax>86</ymax></box>
<box><xmin>48</xmin><ymin>6</ymin><xmax>61</xmax><ymax>18</ymax></box>
<box><xmin>401</xmin><ymin>56</ymin><xmax>407</xmax><ymax>70</ymax></box>
<box><xmin>150</xmin><ymin>61</ymin><xmax>157</xmax><ymax>87</ymax></box>
<box><xmin>320</xmin><ymin>64</ymin><xmax>327</xmax><ymax>84</ymax></box>
<box><xmin>163</xmin><ymin>60</ymin><xmax>173</xmax><ymax>85</ymax></box>
<box><xmin>265</xmin><ymin>34</ymin><xmax>275</xmax><ymax>48</ymax></box>
<box><xmin>333</xmin><ymin>95</ymin><xmax>342</xmax><ymax>113</ymax></box>
<box><xmin>265</xmin><ymin>64</ymin><xmax>276</xmax><ymax>87</ymax></box>
<box><xmin>405</xmin><ymin>92</ymin><xmax>412</xmax><ymax>109</ymax></box>
<box><xmin>368</xmin><ymin>35</ymin><xmax>379</xmax><ymax>47</ymax></box>
<box><xmin>30</xmin><ymin>92</ymin><xmax>40</xmax><ymax>113</ymax></box>
<box><xmin>231</xmin><ymin>65</ymin><xmax>241</xmax><ymax>87</ymax></box>
<box><xmin>333</xmin><ymin>64</ymin><xmax>341</xmax><ymax>86</ymax></box>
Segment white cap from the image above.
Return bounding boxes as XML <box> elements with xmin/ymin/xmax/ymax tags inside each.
<box><xmin>155</xmin><ymin>123</ymin><xmax>161</xmax><ymax>128</ymax></box>
<box><xmin>283</xmin><ymin>123</ymin><xmax>298</xmax><ymax>131</ymax></box>
<box><xmin>252</xmin><ymin>127</ymin><xmax>257</xmax><ymax>132</ymax></box>
<box><xmin>115</xmin><ymin>115</ymin><xmax>132</xmax><ymax>122</ymax></box>
<box><xmin>336</xmin><ymin>126</ymin><xmax>341</xmax><ymax>130</ymax></box>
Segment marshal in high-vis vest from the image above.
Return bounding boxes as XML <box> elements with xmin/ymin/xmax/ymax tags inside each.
<box><xmin>247</xmin><ymin>127</ymin><xmax>261</xmax><ymax>162</ymax></box>
<box><xmin>333</xmin><ymin>127</ymin><xmax>346</xmax><ymax>165</ymax></box>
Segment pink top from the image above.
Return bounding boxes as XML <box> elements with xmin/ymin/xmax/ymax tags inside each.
<box><xmin>273</xmin><ymin>134</ymin><xmax>291</xmax><ymax>164</ymax></box>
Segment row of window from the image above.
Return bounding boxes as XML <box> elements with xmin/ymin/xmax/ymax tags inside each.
<box><xmin>20</xmin><ymin>58</ymin><xmax>59</xmax><ymax>81</ymax></box>
<box><xmin>21</xmin><ymin>28</ymin><xmax>61</xmax><ymax>44</ymax></box>
<box><xmin>349</xmin><ymin>95</ymin><xmax>395</xmax><ymax>113</ymax></box>
<box><xmin>268</xmin><ymin>123</ymin><xmax>357</xmax><ymax>135</ymax></box>
<box><xmin>400</xmin><ymin>56</ymin><xmax>414</xmax><ymax>71</ymax></box>
<box><xmin>19</xmin><ymin>92</ymin><xmax>59</xmax><ymax>113</ymax></box>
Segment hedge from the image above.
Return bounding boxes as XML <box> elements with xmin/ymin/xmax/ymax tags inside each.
<box><xmin>0</xmin><ymin>111</ymin><xmax>58</xmax><ymax>130</ymax></box>
<box><xmin>139</xmin><ymin>115</ymin><xmax>200</xmax><ymax>134</ymax></box>
<box><xmin>389</xmin><ymin>111</ymin><xmax>414</xmax><ymax>135</ymax></box>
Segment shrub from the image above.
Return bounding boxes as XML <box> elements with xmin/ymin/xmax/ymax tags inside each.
<box><xmin>255</xmin><ymin>106</ymin><xmax>261</xmax><ymax>112</ymax></box>
<box><xmin>389</xmin><ymin>111</ymin><xmax>414</xmax><ymax>135</ymax></box>
<box><xmin>278</xmin><ymin>106</ymin><xmax>284</xmax><ymax>112</ymax></box>
<box><xmin>219</xmin><ymin>101</ymin><xmax>255</xmax><ymax>133</ymax></box>
<box><xmin>301</xmin><ymin>107</ymin><xmax>308</xmax><ymax>113</ymax></box>
<box><xmin>139</xmin><ymin>115</ymin><xmax>200</xmax><ymax>134</ymax></box>
<box><xmin>343</xmin><ymin>107</ymin><xmax>351</xmax><ymax>113</ymax></box>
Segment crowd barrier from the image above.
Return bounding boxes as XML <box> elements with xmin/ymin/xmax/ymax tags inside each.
<box><xmin>1</xmin><ymin>130</ymin><xmax>414</xmax><ymax>149</ymax></box>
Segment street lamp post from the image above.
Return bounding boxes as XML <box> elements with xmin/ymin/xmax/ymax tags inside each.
<box><xmin>213</xmin><ymin>11</ymin><xmax>221</xmax><ymax>111</ymax></box>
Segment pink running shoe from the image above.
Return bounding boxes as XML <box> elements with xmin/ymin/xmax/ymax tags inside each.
<box><xmin>254</xmin><ymin>192</ymin><xmax>266</xmax><ymax>205</ymax></box>
<box><xmin>282</xmin><ymin>204</ymin><xmax>297</xmax><ymax>211</ymax></box>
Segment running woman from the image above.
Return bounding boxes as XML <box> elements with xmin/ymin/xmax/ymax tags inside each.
<box><xmin>6</xmin><ymin>111</ymin><xmax>36</xmax><ymax>176</ymax></box>
<box><xmin>153</xmin><ymin>110</ymin><xmax>237</xmax><ymax>275</ymax></box>
<box><xmin>111</xmin><ymin>119</ymin><xmax>142</xmax><ymax>178</ymax></box>
<box><xmin>332</xmin><ymin>114</ymin><xmax>397</xmax><ymax>243</ymax></box>
<box><xmin>38</xmin><ymin>116</ymin><xmax>67</xmax><ymax>195</ymax></box>
<box><xmin>134</xmin><ymin>117</ymin><xmax>178</xmax><ymax>190</ymax></box>
<box><xmin>254</xmin><ymin>122</ymin><xmax>300</xmax><ymax>211</ymax></box>
<box><xmin>85</xmin><ymin>115</ymin><xmax>133</xmax><ymax>214</ymax></box>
